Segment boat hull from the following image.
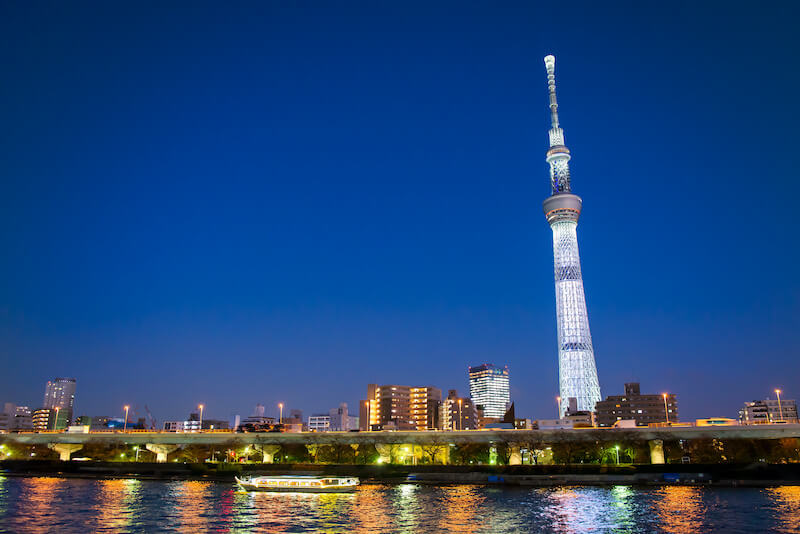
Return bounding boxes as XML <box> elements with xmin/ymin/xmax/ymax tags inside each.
<box><xmin>238</xmin><ymin>483</ymin><xmax>356</xmax><ymax>493</ymax></box>
<box><xmin>235</xmin><ymin>476</ymin><xmax>359</xmax><ymax>493</ymax></box>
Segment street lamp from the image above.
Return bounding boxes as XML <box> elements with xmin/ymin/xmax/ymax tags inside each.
<box><xmin>278</xmin><ymin>403</ymin><xmax>284</xmax><ymax>424</ymax></box>
<box><xmin>614</xmin><ymin>445</ymin><xmax>620</xmax><ymax>465</ymax></box>
<box><xmin>662</xmin><ymin>394</ymin><xmax>670</xmax><ymax>424</ymax></box>
<box><xmin>775</xmin><ymin>389</ymin><xmax>784</xmax><ymax>422</ymax></box>
<box><xmin>457</xmin><ymin>399</ymin><xmax>463</xmax><ymax>431</ymax></box>
<box><xmin>123</xmin><ymin>405</ymin><xmax>130</xmax><ymax>432</ymax></box>
<box><xmin>556</xmin><ymin>396</ymin><xmax>561</xmax><ymax>418</ymax></box>
<box><xmin>53</xmin><ymin>407</ymin><xmax>60</xmax><ymax>431</ymax></box>
<box><xmin>134</xmin><ymin>446</ymin><xmax>140</xmax><ymax>461</ymax></box>
<box><xmin>198</xmin><ymin>404</ymin><xmax>204</xmax><ymax>432</ymax></box>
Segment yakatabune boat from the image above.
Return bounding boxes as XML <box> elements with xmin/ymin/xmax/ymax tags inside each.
<box><xmin>235</xmin><ymin>475</ymin><xmax>359</xmax><ymax>493</ymax></box>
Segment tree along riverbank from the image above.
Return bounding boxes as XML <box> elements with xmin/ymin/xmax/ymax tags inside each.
<box><xmin>2</xmin><ymin>460</ymin><xmax>800</xmax><ymax>487</ymax></box>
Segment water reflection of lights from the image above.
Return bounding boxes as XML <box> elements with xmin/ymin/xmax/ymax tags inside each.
<box><xmin>0</xmin><ymin>476</ymin><xmax>7</xmax><ymax>524</ymax></box>
<box><xmin>435</xmin><ymin>485</ymin><xmax>487</xmax><ymax>533</ymax></box>
<box><xmin>538</xmin><ymin>486</ymin><xmax>639</xmax><ymax>533</ymax></box>
<box><xmin>653</xmin><ymin>486</ymin><xmax>706</xmax><ymax>534</ymax></box>
<box><xmin>8</xmin><ymin>477</ymin><xmax>800</xmax><ymax>532</ymax></box>
<box><xmin>352</xmin><ymin>485</ymin><xmax>394</xmax><ymax>534</ymax></box>
<box><xmin>393</xmin><ymin>484</ymin><xmax>421</xmax><ymax>531</ymax></box>
<box><xmin>242</xmin><ymin>486</ymin><xmax>354</xmax><ymax>533</ymax></box>
<box><xmin>766</xmin><ymin>486</ymin><xmax>800</xmax><ymax>533</ymax></box>
<box><xmin>6</xmin><ymin>477</ymin><xmax>68</xmax><ymax>532</ymax></box>
<box><xmin>92</xmin><ymin>478</ymin><xmax>141</xmax><ymax>531</ymax></box>
<box><xmin>610</xmin><ymin>484</ymin><xmax>634</xmax><ymax>527</ymax></box>
<box><xmin>168</xmin><ymin>480</ymin><xmax>214</xmax><ymax>532</ymax></box>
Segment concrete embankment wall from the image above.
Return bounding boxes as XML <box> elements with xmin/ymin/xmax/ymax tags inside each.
<box><xmin>2</xmin><ymin>460</ymin><xmax>799</xmax><ymax>486</ymax></box>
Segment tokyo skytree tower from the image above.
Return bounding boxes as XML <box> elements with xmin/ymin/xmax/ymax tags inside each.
<box><xmin>541</xmin><ymin>55</ymin><xmax>601</xmax><ymax>416</ymax></box>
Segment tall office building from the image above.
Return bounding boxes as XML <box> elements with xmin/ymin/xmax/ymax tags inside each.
<box><xmin>42</xmin><ymin>377</ymin><xmax>76</xmax><ymax>427</ymax></box>
<box><xmin>541</xmin><ymin>55</ymin><xmax>602</xmax><ymax>416</ymax></box>
<box><xmin>468</xmin><ymin>364</ymin><xmax>510</xmax><ymax>419</ymax></box>
<box><xmin>43</xmin><ymin>378</ymin><xmax>76</xmax><ymax>411</ymax></box>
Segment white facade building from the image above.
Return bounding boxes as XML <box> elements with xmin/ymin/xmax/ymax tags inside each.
<box><xmin>739</xmin><ymin>398</ymin><xmax>799</xmax><ymax>424</ymax></box>
<box><xmin>309</xmin><ymin>403</ymin><xmax>359</xmax><ymax>432</ymax></box>
<box><xmin>163</xmin><ymin>421</ymin><xmax>185</xmax><ymax>432</ymax></box>
<box><xmin>308</xmin><ymin>415</ymin><xmax>331</xmax><ymax>432</ymax></box>
<box><xmin>0</xmin><ymin>404</ymin><xmax>33</xmax><ymax>432</ymax></box>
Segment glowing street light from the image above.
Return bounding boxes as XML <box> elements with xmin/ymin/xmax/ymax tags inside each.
<box><xmin>278</xmin><ymin>403</ymin><xmax>284</xmax><ymax>424</ymax></box>
<box><xmin>556</xmin><ymin>396</ymin><xmax>561</xmax><ymax>418</ymax></box>
<box><xmin>53</xmin><ymin>406</ymin><xmax>60</xmax><ymax>431</ymax></box>
<box><xmin>662</xmin><ymin>394</ymin><xmax>670</xmax><ymax>425</ymax></box>
<box><xmin>198</xmin><ymin>404</ymin><xmax>205</xmax><ymax>432</ymax></box>
<box><xmin>614</xmin><ymin>445</ymin><xmax>620</xmax><ymax>465</ymax></box>
<box><xmin>457</xmin><ymin>399</ymin><xmax>463</xmax><ymax>431</ymax></box>
<box><xmin>775</xmin><ymin>389</ymin><xmax>784</xmax><ymax>422</ymax></box>
<box><xmin>123</xmin><ymin>405</ymin><xmax>130</xmax><ymax>432</ymax></box>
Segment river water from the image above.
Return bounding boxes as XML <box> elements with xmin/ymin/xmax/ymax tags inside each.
<box><xmin>1</xmin><ymin>476</ymin><xmax>799</xmax><ymax>533</ymax></box>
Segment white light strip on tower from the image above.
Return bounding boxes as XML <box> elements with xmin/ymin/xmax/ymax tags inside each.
<box><xmin>542</xmin><ymin>55</ymin><xmax>602</xmax><ymax>417</ymax></box>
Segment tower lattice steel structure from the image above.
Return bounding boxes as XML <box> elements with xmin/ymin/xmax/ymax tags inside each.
<box><xmin>541</xmin><ymin>55</ymin><xmax>601</xmax><ymax>416</ymax></box>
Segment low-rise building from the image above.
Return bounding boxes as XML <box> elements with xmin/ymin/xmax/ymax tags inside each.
<box><xmin>75</xmin><ymin>415</ymin><xmax>112</xmax><ymax>431</ymax></box>
<box><xmin>308</xmin><ymin>415</ymin><xmax>331</xmax><ymax>432</ymax></box>
<box><xmin>563</xmin><ymin>398</ymin><xmax>594</xmax><ymax>427</ymax></box>
<box><xmin>739</xmin><ymin>398</ymin><xmax>799</xmax><ymax>424</ymax></box>
<box><xmin>536</xmin><ymin>418</ymin><xmax>576</xmax><ymax>430</ymax></box>
<box><xmin>241</xmin><ymin>404</ymin><xmax>276</xmax><ymax>427</ymax></box>
<box><xmin>0</xmin><ymin>404</ymin><xmax>33</xmax><ymax>432</ymax></box>
<box><xmin>32</xmin><ymin>408</ymin><xmax>55</xmax><ymax>431</ymax></box>
<box><xmin>440</xmin><ymin>390</ymin><xmax>477</xmax><ymax>430</ymax></box>
<box><xmin>594</xmin><ymin>383</ymin><xmax>678</xmax><ymax>427</ymax></box>
<box><xmin>163</xmin><ymin>420</ymin><xmax>185</xmax><ymax>432</ymax></box>
<box><xmin>202</xmin><ymin>419</ymin><xmax>229</xmax><ymax>430</ymax></box>
<box><xmin>329</xmin><ymin>403</ymin><xmax>358</xmax><ymax>431</ymax></box>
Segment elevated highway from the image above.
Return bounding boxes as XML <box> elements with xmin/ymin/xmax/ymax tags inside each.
<box><xmin>3</xmin><ymin>424</ymin><xmax>799</xmax><ymax>463</ymax></box>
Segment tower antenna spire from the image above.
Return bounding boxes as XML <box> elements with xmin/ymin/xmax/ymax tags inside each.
<box><xmin>543</xmin><ymin>54</ymin><xmax>570</xmax><ymax>192</ymax></box>
<box><xmin>544</xmin><ymin>55</ymin><xmax>559</xmax><ymax>130</ymax></box>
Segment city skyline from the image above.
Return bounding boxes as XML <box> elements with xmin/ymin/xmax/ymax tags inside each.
<box><xmin>2</xmin><ymin>3</ymin><xmax>799</xmax><ymax>421</ymax></box>
<box><xmin>3</xmin><ymin>372</ymin><xmax>796</xmax><ymax>429</ymax></box>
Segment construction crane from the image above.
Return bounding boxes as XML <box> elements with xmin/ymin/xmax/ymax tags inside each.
<box><xmin>144</xmin><ymin>405</ymin><xmax>157</xmax><ymax>430</ymax></box>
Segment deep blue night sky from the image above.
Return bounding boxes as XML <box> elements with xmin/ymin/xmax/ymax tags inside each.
<box><xmin>1</xmin><ymin>2</ymin><xmax>799</xmax><ymax>423</ymax></box>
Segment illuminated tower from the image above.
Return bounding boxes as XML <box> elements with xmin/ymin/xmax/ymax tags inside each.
<box><xmin>542</xmin><ymin>55</ymin><xmax>601</xmax><ymax>416</ymax></box>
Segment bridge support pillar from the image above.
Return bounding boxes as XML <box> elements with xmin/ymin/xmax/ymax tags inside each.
<box><xmin>509</xmin><ymin>445</ymin><xmax>522</xmax><ymax>465</ymax></box>
<box><xmin>649</xmin><ymin>439</ymin><xmax>665</xmax><ymax>464</ymax></box>
<box><xmin>256</xmin><ymin>445</ymin><xmax>280</xmax><ymax>463</ymax></box>
<box><xmin>439</xmin><ymin>444</ymin><xmax>450</xmax><ymax>465</ymax></box>
<box><xmin>374</xmin><ymin>444</ymin><xmax>392</xmax><ymax>464</ymax></box>
<box><xmin>49</xmin><ymin>443</ymin><xmax>83</xmax><ymax>461</ymax></box>
<box><xmin>146</xmin><ymin>443</ymin><xmax>178</xmax><ymax>463</ymax></box>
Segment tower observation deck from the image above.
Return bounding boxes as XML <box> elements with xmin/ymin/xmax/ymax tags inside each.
<box><xmin>541</xmin><ymin>55</ymin><xmax>601</xmax><ymax>416</ymax></box>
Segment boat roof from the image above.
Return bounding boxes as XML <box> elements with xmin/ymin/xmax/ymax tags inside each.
<box><xmin>249</xmin><ymin>475</ymin><xmax>350</xmax><ymax>479</ymax></box>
